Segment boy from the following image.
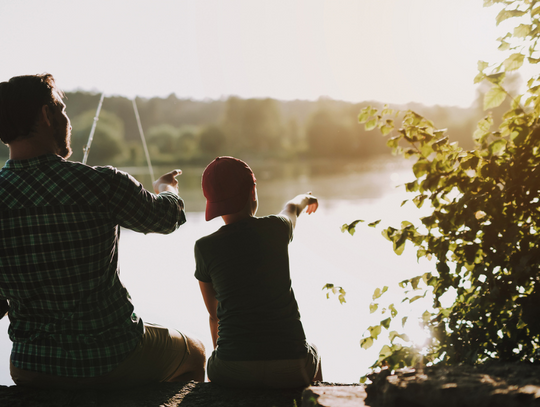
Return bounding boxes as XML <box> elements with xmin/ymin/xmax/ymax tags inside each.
<box><xmin>195</xmin><ymin>156</ymin><xmax>322</xmax><ymax>388</ymax></box>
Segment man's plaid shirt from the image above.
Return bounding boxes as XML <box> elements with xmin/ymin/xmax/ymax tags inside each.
<box><xmin>0</xmin><ymin>154</ymin><xmax>186</xmax><ymax>378</ymax></box>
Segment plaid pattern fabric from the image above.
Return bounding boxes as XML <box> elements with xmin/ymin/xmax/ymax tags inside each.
<box><xmin>0</xmin><ymin>154</ymin><xmax>186</xmax><ymax>377</ymax></box>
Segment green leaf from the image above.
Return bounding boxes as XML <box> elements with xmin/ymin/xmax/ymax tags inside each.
<box><xmin>485</xmin><ymin>72</ymin><xmax>505</xmax><ymax>85</ymax></box>
<box><xmin>477</xmin><ymin>112</ymin><xmax>493</xmax><ymax>132</ymax></box>
<box><xmin>496</xmin><ymin>9</ymin><xmax>526</xmax><ymax>26</ymax></box>
<box><xmin>422</xmin><ymin>272</ymin><xmax>432</xmax><ymax>285</ymax></box>
<box><xmin>378</xmin><ymin>345</ymin><xmax>393</xmax><ymax>361</ymax></box>
<box><xmin>476</xmin><ymin>114</ymin><xmax>493</xmax><ymax>132</ymax></box>
<box><xmin>498</xmin><ymin>41</ymin><xmax>510</xmax><ymax>51</ymax></box>
<box><xmin>381</xmin><ymin>107</ymin><xmax>394</xmax><ymax>116</ymax></box>
<box><xmin>488</xmin><ymin>139</ymin><xmax>507</xmax><ymax>155</ymax></box>
<box><xmin>370</xmin><ymin>302</ymin><xmax>378</xmax><ymax>314</ymax></box>
<box><xmin>514</xmin><ymin>24</ymin><xmax>531</xmax><ymax>38</ymax></box>
<box><xmin>369</xmin><ymin>324</ymin><xmax>382</xmax><ymax>339</ymax></box>
<box><xmin>368</xmin><ymin>219</ymin><xmax>381</xmax><ymax>228</ymax></box>
<box><xmin>389</xmin><ymin>303</ymin><xmax>398</xmax><ymax>318</ymax></box>
<box><xmin>483</xmin><ymin>86</ymin><xmax>506</xmax><ymax>110</ymax></box>
<box><xmin>389</xmin><ymin>330</ymin><xmax>410</xmax><ymax>343</ymax></box>
<box><xmin>503</xmin><ymin>53</ymin><xmax>525</xmax><ymax>71</ymax></box>
<box><xmin>510</xmin><ymin>94</ymin><xmax>522</xmax><ymax>109</ymax></box>
<box><xmin>412</xmin><ymin>160</ymin><xmax>430</xmax><ymax>178</ymax></box>
<box><xmin>341</xmin><ymin>219</ymin><xmax>364</xmax><ymax>236</ymax></box>
<box><xmin>372</xmin><ymin>286</ymin><xmax>389</xmax><ymax>300</ymax></box>
<box><xmin>411</xmin><ymin>276</ymin><xmax>422</xmax><ymax>290</ymax></box>
<box><xmin>412</xmin><ymin>194</ymin><xmax>427</xmax><ymax>208</ymax></box>
<box><xmin>358</xmin><ymin>107</ymin><xmax>371</xmax><ymax>123</ymax></box>
<box><xmin>381</xmin><ymin>317</ymin><xmax>392</xmax><ymax>329</ymax></box>
<box><xmin>381</xmin><ymin>123</ymin><xmax>394</xmax><ymax>136</ymax></box>
<box><xmin>402</xmin><ymin>316</ymin><xmax>408</xmax><ymax>328</ymax></box>
<box><xmin>477</xmin><ymin>60</ymin><xmax>489</xmax><ymax>71</ymax></box>
<box><xmin>365</xmin><ymin>118</ymin><xmax>377</xmax><ymax>131</ymax></box>
<box><xmin>360</xmin><ymin>337</ymin><xmax>374</xmax><ymax>350</ymax></box>
<box><xmin>393</xmin><ymin>233</ymin><xmax>406</xmax><ymax>255</ymax></box>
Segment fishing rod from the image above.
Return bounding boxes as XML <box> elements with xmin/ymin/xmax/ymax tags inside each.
<box><xmin>81</xmin><ymin>93</ymin><xmax>155</xmax><ymax>183</ymax></box>
<box><xmin>132</xmin><ymin>98</ymin><xmax>155</xmax><ymax>181</ymax></box>
<box><xmin>82</xmin><ymin>92</ymin><xmax>105</xmax><ymax>165</ymax></box>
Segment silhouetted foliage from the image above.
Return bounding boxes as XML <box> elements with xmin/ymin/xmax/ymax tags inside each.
<box><xmin>339</xmin><ymin>0</ymin><xmax>540</xmax><ymax>380</ymax></box>
<box><xmin>62</xmin><ymin>86</ymin><xmax>489</xmax><ymax>166</ymax></box>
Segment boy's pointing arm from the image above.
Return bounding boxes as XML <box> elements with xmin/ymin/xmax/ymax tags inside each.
<box><xmin>279</xmin><ymin>192</ymin><xmax>319</xmax><ymax>229</ymax></box>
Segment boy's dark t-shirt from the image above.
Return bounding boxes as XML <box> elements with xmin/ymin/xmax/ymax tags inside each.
<box><xmin>194</xmin><ymin>215</ymin><xmax>308</xmax><ymax>361</ymax></box>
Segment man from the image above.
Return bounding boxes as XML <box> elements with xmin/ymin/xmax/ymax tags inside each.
<box><xmin>0</xmin><ymin>73</ymin><xmax>205</xmax><ymax>388</ymax></box>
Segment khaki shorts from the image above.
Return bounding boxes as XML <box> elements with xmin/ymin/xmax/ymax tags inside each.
<box><xmin>207</xmin><ymin>343</ymin><xmax>320</xmax><ymax>389</ymax></box>
<box><xmin>10</xmin><ymin>323</ymin><xmax>190</xmax><ymax>389</ymax></box>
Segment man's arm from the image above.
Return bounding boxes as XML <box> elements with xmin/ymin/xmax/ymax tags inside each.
<box><xmin>198</xmin><ymin>281</ymin><xmax>219</xmax><ymax>349</ymax></box>
<box><xmin>108</xmin><ymin>168</ymin><xmax>186</xmax><ymax>234</ymax></box>
<box><xmin>0</xmin><ymin>300</ymin><xmax>9</xmax><ymax>320</ymax></box>
<box><xmin>279</xmin><ymin>192</ymin><xmax>319</xmax><ymax>229</ymax></box>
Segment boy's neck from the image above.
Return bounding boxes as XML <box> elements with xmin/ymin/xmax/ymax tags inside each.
<box><xmin>222</xmin><ymin>212</ymin><xmax>254</xmax><ymax>225</ymax></box>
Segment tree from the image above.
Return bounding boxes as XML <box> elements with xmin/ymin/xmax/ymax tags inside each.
<box><xmin>221</xmin><ymin>97</ymin><xmax>284</xmax><ymax>155</ymax></box>
<box><xmin>339</xmin><ymin>0</ymin><xmax>540</xmax><ymax>378</ymax></box>
<box><xmin>71</xmin><ymin>109</ymin><xmax>127</xmax><ymax>166</ymax></box>
<box><xmin>199</xmin><ymin>125</ymin><xmax>226</xmax><ymax>156</ymax></box>
<box><xmin>147</xmin><ymin>124</ymin><xmax>180</xmax><ymax>155</ymax></box>
<box><xmin>306</xmin><ymin>109</ymin><xmax>357</xmax><ymax>157</ymax></box>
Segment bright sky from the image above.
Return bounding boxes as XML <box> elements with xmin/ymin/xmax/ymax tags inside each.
<box><xmin>0</xmin><ymin>0</ymin><xmax>509</xmax><ymax>107</ymax></box>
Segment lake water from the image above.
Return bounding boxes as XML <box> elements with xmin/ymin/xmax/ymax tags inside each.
<box><xmin>0</xmin><ymin>156</ymin><xmax>435</xmax><ymax>385</ymax></box>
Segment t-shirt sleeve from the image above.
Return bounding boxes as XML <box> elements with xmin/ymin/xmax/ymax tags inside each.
<box><xmin>99</xmin><ymin>166</ymin><xmax>186</xmax><ymax>234</ymax></box>
<box><xmin>273</xmin><ymin>214</ymin><xmax>294</xmax><ymax>243</ymax></box>
<box><xmin>194</xmin><ymin>241</ymin><xmax>212</xmax><ymax>283</ymax></box>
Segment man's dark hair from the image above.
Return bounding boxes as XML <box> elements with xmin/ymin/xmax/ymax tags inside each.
<box><xmin>0</xmin><ymin>73</ymin><xmax>64</xmax><ymax>144</ymax></box>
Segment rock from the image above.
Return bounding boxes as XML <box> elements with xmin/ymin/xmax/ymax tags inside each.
<box><xmin>302</xmin><ymin>385</ymin><xmax>367</xmax><ymax>406</ymax></box>
<box><xmin>0</xmin><ymin>381</ymin><xmax>315</xmax><ymax>407</ymax></box>
<box><xmin>365</xmin><ymin>363</ymin><xmax>540</xmax><ymax>407</ymax></box>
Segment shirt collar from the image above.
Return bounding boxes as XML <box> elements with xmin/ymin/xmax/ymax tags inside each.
<box><xmin>3</xmin><ymin>154</ymin><xmax>64</xmax><ymax>171</ymax></box>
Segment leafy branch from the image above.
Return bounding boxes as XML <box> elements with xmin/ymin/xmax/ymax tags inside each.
<box><xmin>347</xmin><ymin>0</ymin><xmax>540</xmax><ymax>375</ymax></box>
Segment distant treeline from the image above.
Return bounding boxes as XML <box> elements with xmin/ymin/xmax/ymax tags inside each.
<box><xmin>0</xmin><ymin>88</ymin><xmax>507</xmax><ymax>167</ymax></box>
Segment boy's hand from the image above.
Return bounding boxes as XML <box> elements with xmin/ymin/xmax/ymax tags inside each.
<box><xmin>302</xmin><ymin>192</ymin><xmax>318</xmax><ymax>215</ymax></box>
<box><xmin>153</xmin><ymin>169</ymin><xmax>182</xmax><ymax>194</ymax></box>
<box><xmin>280</xmin><ymin>191</ymin><xmax>319</xmax><ymax>227</ymax></box>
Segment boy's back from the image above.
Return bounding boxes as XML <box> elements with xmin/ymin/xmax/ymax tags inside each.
<box><xmin>196</xmin><ymin>156</ymin><xmax>322</xmax><ymax>388</ymax></box>
<box><xmin>195</xmin><ymin>215</ymin><xmax>307</xmax><ymax>361</ymax></box>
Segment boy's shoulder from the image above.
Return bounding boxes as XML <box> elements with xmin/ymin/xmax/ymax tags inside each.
<box><xmin>196</xmin><ymin>215</ymin><xmax>292</xmax><ymax>245</ymax></box>
<box><xmin>195</xmin><ymin>215</ymin><xmax>293</xmax><ymax>248</ymax></box>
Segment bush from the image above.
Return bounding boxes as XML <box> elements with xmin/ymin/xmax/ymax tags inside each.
<box><xmin>335</xmin><ymin>0</ymin><xmax>540</xmax><ymax>379</ymax></box>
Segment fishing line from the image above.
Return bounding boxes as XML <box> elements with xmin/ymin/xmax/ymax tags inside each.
<box><xmin>81</xmin><ymin>94</ymin><xmax>156</xmax><ymax>184</ymax></box>
<box><xmin>132</xmin><ymin>98</ymin><xmax>155</xmax><ymax>182</ymax></box>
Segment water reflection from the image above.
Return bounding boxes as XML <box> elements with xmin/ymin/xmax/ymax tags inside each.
<box><xmin>123</xmin><ymin>156</ymin><xmax>409</xmax><ymax>215</ymax></box>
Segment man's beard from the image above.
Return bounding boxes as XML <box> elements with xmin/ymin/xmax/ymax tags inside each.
<box><xmin>52</xmin><ymin>119</ymin><xmax>72</xmax><ymax>159</ymax></box>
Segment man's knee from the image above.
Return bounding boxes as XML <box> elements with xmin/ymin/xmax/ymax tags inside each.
<box><xmin>185</xmin><ymin>335</ymin><xmax>206</xmax><ymax>369</ymax></box>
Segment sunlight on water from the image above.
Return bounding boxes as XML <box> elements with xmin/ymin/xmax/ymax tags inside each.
<box><xmin>0</xmin><ymin>157</ymin><xmax>440</xmax><ymax>385</ymax></box>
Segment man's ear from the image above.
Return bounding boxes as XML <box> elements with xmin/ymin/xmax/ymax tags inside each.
<box><xmin>251</xmin><ymin>184</ymin><xmax>257</xmax><ymax>201</ymax></box>
<box><xmin>41</xmin><ymin>105</ymin><xmax>53</xmax><ymax>127</ymax></box>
